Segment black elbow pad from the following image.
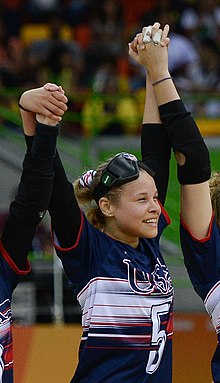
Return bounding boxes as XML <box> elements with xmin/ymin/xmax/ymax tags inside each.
<box><xmin>159</xmin><ymin>100</ymin><xmax>211</xmax><ymax>184</ymax></box>
<box><xmin>177</xmin><ymin>139</ymin><xmax>211</xmax><ymax>184</ymax></box>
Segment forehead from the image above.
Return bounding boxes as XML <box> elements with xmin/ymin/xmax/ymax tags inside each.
<box><xmin>122</xmin><ymin>170</ymin><xmax>156</xmax><ymax>194</ymax></box>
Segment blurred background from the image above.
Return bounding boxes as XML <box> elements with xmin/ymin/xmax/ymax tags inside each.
<box><xmin>0</xmin><ymin>0</ymin><xmax>219</xmax><ymax>381</ymax></box>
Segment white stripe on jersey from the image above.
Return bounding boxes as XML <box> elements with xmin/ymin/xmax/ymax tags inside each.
<box><xmin>88</xmin><ymin>333</ymin><xmax>151</xmax><ymax>338</ymax></box>
<box><xmin>78</xmin><ymin>277</ymin><xmax>173</xmax><ymax>331</ymax></box>
<box><xmin>204</xmin><ymin>281</ymin><xmax>220</xmax><ymax>333</ymax></box>
<box><xmin>0</xmin><ymin>344</ymin><xmax>3</xmax><ymax>383</ymax></box>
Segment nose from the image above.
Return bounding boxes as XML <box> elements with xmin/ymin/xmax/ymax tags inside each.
<box><xmin>149</xmin><ymin>198</ymin><xmax>161</xmax><ymax>215</ymax></box>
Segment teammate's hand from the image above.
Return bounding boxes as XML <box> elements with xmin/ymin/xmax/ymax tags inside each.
<box><xmin>19</xmin><ymin>83</ymin><xmax>68</xmax><ymax>123</ymax></box>
<box><xmin>128</xmin><ymin>22</ymin><xmax>170</xmax><ymax>79</ymax></box>
<box><xmin>142</xmin><ymin>23</ymin><xmax>170</xmax><ymax>47</ymax></box>
<box><xmin>129</xmin><ymin>22</ymin><xmax>170</xmax><ymax>56</ymax></box>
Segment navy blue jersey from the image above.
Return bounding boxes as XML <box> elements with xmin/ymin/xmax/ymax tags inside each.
<box><xmin>180</xmin><ymin>216</ymin><xmax>220</xmax><ymax>383</ymax></box>
<box><xmin>180</xmin><ymin>214</ymin><xmax>220</xmax><ymax>301</ymax></box>
<box><xmin>54</xmin><ymin>207</ymin><xmax>174</xmax><ymax>383</ymax></box>
<box><xmin>0</xmin><ymin>240</ymin><xmax>30</xmax><ymax>383</ymax></box>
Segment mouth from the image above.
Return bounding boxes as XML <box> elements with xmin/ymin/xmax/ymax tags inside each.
<box><xmin>143</xmin><ymin>218</ymin><xmax>158</xmax><ymax>225</ymax></box>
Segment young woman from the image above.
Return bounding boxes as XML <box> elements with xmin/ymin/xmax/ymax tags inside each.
<box><xmin>0</xmin><ymin>86</ymin><xmax>67</xmax><ymax>382</ymax></box>
<box><xmin>38</xmin><ymin>26</ymin><xmax>175</xmax><ymax>382</ymax></box>
<box><xmin>130</xmin><ymin>23</ymin><xmax>219</xmax><ymax>383</ymax></box>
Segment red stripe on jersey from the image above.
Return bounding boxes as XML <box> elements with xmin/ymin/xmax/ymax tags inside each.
<box><xmin>0</xmin><ymin>240</ymin><xmax>30</xmax><ymax>275</ymax></box>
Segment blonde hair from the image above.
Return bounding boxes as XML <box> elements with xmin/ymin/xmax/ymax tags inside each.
<box><xmin>73</xmin><ymin>159</ymin><xmax>123</xmax><ymax>230</ymax></box>
<box><xmin>209</xmin><ymin>171</ymin><xmax>220</xmax><ymax>227</ymax></box>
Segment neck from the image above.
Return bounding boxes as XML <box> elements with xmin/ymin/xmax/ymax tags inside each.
<box><xmin>103</xmin><ymin>226</ymin><xmax>139</xmax><ymax>248</ymax></box>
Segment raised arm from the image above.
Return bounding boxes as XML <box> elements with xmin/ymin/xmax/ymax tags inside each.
<box><xmin>0</xmin><ymin>84</ymin><xmax>69</xmax><ymax>269</ymax></box>
<box><xmin>131</xmin><ymin>23</ymin><xmax>212</xmax><ymax>239</ymax></box>
<box><xmin>1</xmin><ymin>114</ymin><xmax>60</xmax><ymax>270</ymax></box>
<box><xmin>128</xmin><ymin>25</ymin><xmax>171</xmax><ymax>205</ymax></box>
<box><xmin>19</xmin><ymin>84</ymin><xmax>82</xmax><ymax>249</ymax></box>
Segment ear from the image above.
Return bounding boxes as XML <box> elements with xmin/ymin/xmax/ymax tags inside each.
<box><xmin>98</xmin><ymin>197</ymin><xmax>114</xmax><ymax>217</ymax></box>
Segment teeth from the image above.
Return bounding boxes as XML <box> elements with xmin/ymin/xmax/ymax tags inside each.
<box><xmin>144</xmin><ymin>219</ymin><xmax>157</xmax><ymax>223</ymax></box>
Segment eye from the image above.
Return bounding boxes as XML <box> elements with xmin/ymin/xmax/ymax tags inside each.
<box><xmin>137</xmin><ymin>196</ymin><xmax>147</xmax><ymax>202</ymax></box>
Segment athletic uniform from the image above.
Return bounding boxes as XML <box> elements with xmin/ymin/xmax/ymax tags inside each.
<box><xmin>157</xmin><ymin>98</ymin><xmax>220</xmax><ymax>383</ymax></box>
<box><xmin>49</xmin><ymin>112</ymin><xmax>174</xmax><ymax>381</ymax></box>
<box><xmin>181</xmin><ymin>216</ymin><xmax>220</xmax><ymax>383</ymax></box>
<box><xmin>0</xmin><ymin>123</ymin><xmax>58</xmax><ymax>382</ymax></box>
<box><xmin>54</xmin><ymin>207</ymin><xmax>173</xmax><ymax>382</ymax></box>
<box><xmin>0</xmin><ymin>246</ymin><xmax>30</xmax><ymax>382</ymax></box>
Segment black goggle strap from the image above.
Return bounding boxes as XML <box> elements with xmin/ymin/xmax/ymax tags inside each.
<box><xmin>92</xmin><ymin>154</ymin><xmax>138</xmax><ymax>201</ymax></box>
<box><xmin>92</xmin><ymin>161</ymin><xmax>155</xmax><ymax>203</ymax></box>
<box><xmin>92</xmin><ymin>183</ymin><xmax>111</xmax><ymax>203</ymax></box>
<box><xmin>92</xmin><ymin>168</ymin><xmax>139</xmax><ymax>202</ymax></box>
<box><xmin>137</xmin><ymin>161</ymin><xmax>155</xmax><ymax>178</ymax></box>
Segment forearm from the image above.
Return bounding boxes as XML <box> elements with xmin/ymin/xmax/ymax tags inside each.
<box><xmin>141</xmin><ymin>75</ymin><xmax>171</xmax><ymax>205</ymax></box>
<box><xmin>1</xmin><ymin>123</ymin><xmax>59</xmax><ymax>269</ymax></box>
<box><xmin>180</xmin><ymin>182</ymin><xmax>212</xmax><ymax>239</ymax></box>
<box><xmin>19</xmin><ymin>107</ymin><xmax>36</xmax><ymax>137</ymax></box>
<box><xmin>150</xmin><ymin>71</ymin><xmax>180</xmax><ymax>106</ymax></box>
<box><xmin>143</xmin><ymin>75</ymin><xmax>161</xmax><ymax>124</ymax></box>
<box><xmin>141</xmin><ymin>124</ymin><xmax>170</xmax><ymax>205</ymax></box>
<box><xmin>49</xmin><ymin>151</ymin><xmax>82</xmax><ymax>248</ymax></box>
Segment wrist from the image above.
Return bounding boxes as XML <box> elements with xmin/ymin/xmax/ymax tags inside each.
<box><xmin>21</xmin><ymin>109</ymin><xmax>36</xmax><ymax>136</ymax></box>
<box><xmin>19</xmin><ymin>92</ymin><xmax>32</xmax><ymax>112</ymax></box>
<box><xmin>36</xmin><ymin>114</ymin><xmax>59</xmax><ymax>126</ymax></box>
<box><xmin>152</xmin><ymin>76</ymin><xmax>173</xmax><ymax>86</ymax></box>
<box><xmin>149</xmin><ymin>71</ymin><xmax>171</xmax><ymax>83</ymax></box>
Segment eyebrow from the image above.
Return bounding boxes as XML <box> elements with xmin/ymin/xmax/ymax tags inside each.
<box><xmin>135</xmin><ymin>190</ymin><xmax>158</xmax><ymax>197</ymax></box>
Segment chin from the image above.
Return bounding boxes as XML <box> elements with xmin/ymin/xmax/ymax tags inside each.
<box><xmin>146</xmin><ymin>230</ymin><xmax>158</xmax><ymax>238</ymax></box>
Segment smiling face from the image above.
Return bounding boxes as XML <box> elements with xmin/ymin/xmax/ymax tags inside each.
<box><xmin>101</xmin><ymin>170</ymin><xmax>161</xmax><ymax>247</ymax></box>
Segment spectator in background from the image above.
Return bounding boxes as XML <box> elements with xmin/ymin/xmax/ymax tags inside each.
<box><xmin>177</xmin><ymin>0</ymin><xmax>220</xmax><ymax>50</ymax></box>
<box><xmin>82</xmin><ymin>61</ymin><xmax>140</xmax><ymax>136</ymax></box>
<box><xmin>196</xmin><ymin>0</ymin><xmax>220</xmax><ymax>41</ymax></box>
<box><xmin>130</xmin><ymin>1</ymin><xmax>200</xmax><ymax>93</ymax></box>
<box><xmin>84</xmin><ymin>0</ymin><xmax>125</xmax><ymax>85</ymax></box>
<box><xmin>62</xmin><ymin>0</ymin><xmax>90</xmax><ymax>27</ymax></box>
<box><xmin>0</xmin><ymin>16</ymin><xmax>24</xmax><ymax>87</ymax></box>
<box><xmin>0</xmin><ymin>0</ymin><xmax>24</xmax><ymax>38</ymax></box>
<box><xmin>190</xmin><ymin>37</ymin><xmax>220</xmax><ymax>118</ymax></box>
<box><xmin>25</xmin><ymin>12</ymin><xmax>84</xmax><ymax>92</ymax></box>
<box><xmin>192</xmin><ymin>38</ymin><xmax>220</xmax><ymax>91</ymax></box>
<box><xmin>138</xmin><ymin>0</ymin><xmax>184</xmax><ymax>35</ymax></box>
<box><xmin>26</xmin><ymin>0</ymin><xmax>61</xmax><ymax>23</ymax></box>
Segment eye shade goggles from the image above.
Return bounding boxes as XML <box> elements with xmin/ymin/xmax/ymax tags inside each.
<box><xmin>92</xmin><ymin>152</ymin><xmax>155</xmax><ymax>201</ymax></box>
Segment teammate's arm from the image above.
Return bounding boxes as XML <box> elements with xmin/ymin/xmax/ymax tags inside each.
<box><xmin>129</xmin><ymin>26</ymin><xmax>171</xmax><ymax>205</ymax></box>
<box><xmin>19</xmin><ymin>84</ymin><xmax>81</xmax><ymax>249</ymax></box>
<box><xmin>1</xmin><ymin>121</ymin><xmax>59</xmax><ymax>269</ymax></box>
<box><xmin>0</xmin><ymin>85</ymin><xmax>67</xmax><ymax>269</ymax></box>
<box><xmin>131</xmin><ymin>23</ymin><xmax>212</xmax><ymax>239</ymax></box>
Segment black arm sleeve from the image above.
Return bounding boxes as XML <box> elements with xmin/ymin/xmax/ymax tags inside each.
<box><xmin>25</xmin><ymin>134</ymin><xmax>34</xmax><ymax>156</ymax></box>
<box><xmin>1</xmin><ymin>123</ymin><xmax>59</xmax><ymax>269</ymax></box>
<box><xmin>48</xmin><ymin>150</ymin><xmax>82</xmax><ymax>248</ymax></box>
<box><xmin>158</xmin><ymin>100</ymin><xmax>211</xmax><ymax>184</ymax></box>
<box><xmin>141</xmin><ymin>123</ymin><xmax>171</xmax><ymax>205</ymax></box>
